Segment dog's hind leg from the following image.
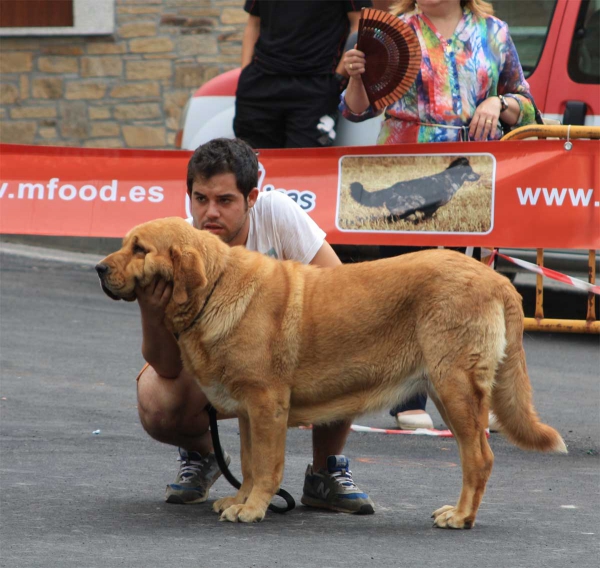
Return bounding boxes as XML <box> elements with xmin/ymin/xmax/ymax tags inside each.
<box><xmin>428</xmin><ymin>368</ymin><xmax>494</xmax><ymax>529</ymax></box>
<box><xmin>213</xmin><ymin>414</ymin><xmax>254</xmax><ymax>514</ymax></box>
<box><xmin>426</xmin><ymin>384</ymin><xmax>455</xmax><ymax>437</ymax></box>
<box><xmin>218</xmin><ymin>388</ymin><xmax>290</xmax><ymax>523</ymax></box>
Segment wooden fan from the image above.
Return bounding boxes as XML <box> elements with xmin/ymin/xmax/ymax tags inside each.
<box><xmin>356</xmin><ymin>8</ymin><xmax>422</xmax><ymax>111</ymax></box>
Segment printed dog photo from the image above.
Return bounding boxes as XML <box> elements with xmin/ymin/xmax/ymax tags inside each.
<box><xmin>337</xmin><ymin>154</ymin><xmax>494</xmax><ymax>233</ymax></box>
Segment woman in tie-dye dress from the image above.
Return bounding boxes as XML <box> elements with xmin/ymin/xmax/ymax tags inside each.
<box><xmin>342</xmin><ymin>0</ymin><xmax>535</xmax><ymax>430</ymax></box>
<box><xmin>341</xmin><ymin>0</ymin><xmax>537</xmax><ymax>143</ymax></box>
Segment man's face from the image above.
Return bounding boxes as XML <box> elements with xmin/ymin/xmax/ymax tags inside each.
<box><xmin>190</xmin><ymin>172</ymin><xmax>258</xmax><ymax>247</ymax></box>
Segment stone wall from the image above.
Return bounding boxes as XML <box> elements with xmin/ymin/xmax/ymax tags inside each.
<box><xmin>0</xmin><ymin>0</ymin><xmax>247</xmax><ymax>149</ymax></box>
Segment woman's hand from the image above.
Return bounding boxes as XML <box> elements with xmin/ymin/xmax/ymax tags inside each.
<box><xmin>469</xmin><ymin>97</ymin><xmax>502</xmax><ymax>141</ymax></box>
<box><xmin>343</xmin><ymin>47</ymin><xmax>366</xmax><ymax>79</ymax></box>
<box><xmin>136</xmin><ymin>276</ymin><xmax>173</xmax><ymax>326</ymax></box>
<box><xmin>341</xmin><ymin>45</ymin><xmax>371</xmax><ymax>116</ymax></box>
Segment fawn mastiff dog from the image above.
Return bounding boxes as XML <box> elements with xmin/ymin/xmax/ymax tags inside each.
<box><xmin>97</xmin><ymin>217</ymin><xmax>567</xmax><ymax>526</ymax></box>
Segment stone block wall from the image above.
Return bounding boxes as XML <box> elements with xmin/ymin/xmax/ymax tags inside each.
<box><xmin>0</xmin><ymin>0</ymin><xmax>248</xmax><ymax>149</ymax></box>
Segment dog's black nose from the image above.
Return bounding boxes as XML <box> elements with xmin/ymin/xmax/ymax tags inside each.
<box><xmin>95</xmin><ymin>263</ymin><xmax>109</xmax><ymax>277</ymax></box>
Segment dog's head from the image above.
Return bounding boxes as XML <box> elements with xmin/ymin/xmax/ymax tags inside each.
<box><xmin>95</xmin><ymin>217</ymin><xmax>221</xmax><ymax>308</ymax></box>
<box><xmin>447</xmin><ymin>157</ymin><xmax>481</xmax><ymax>183</ymax></box>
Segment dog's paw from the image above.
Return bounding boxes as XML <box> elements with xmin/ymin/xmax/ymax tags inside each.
<box><xmin>213</xmin><ymin>496</ymin><xmax>242</xmax><ymax>514</ymax></box>
<box><xmin>431</xmin><ymin>505</ymin><xmax>474</xmax><ymax>529</ymax></box>
<box><xmin>219</xmin><ymin>504</ymin><xmax>265</xmax><ymax>523</ymax></box>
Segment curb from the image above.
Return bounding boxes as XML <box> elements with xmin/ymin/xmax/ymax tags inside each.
<box><xmin>0</xmin><ymin>241</ymin><xmax>102</xmax><ymax>267</ymax></box>
<box><xmin>1</xmin><ymin>234</ymin><xmax>121</xmax><ymax>256</ymax></box>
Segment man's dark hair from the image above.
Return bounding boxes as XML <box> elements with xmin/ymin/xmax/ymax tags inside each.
<box><xmin>186</xmin><ymin>138</ymin><xmax>259</xmax><ymax>199</ymax></box>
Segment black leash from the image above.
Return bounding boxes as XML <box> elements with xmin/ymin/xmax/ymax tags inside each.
<box><xmin>206</xmin><ymin>404</ymin><xmax>296</xmax><ymax>514</ymax></box>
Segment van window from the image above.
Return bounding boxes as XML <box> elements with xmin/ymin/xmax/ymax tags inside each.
<box><xmin>568</xmin><ymin>0</ymin><xmax>600</xmax><ymax>84</ymax></box>
<box><xmin>494</xmin><ymin>0</ymin><xmax>558</xmax><ymax>78</ymax></box>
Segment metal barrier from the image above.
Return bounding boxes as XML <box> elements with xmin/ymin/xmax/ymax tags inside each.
<box><xmin>522</xmin><ymin>248</ymin><xmax>597</xmax><ymax>334</ymax></box>
<box><xmin>501</xmin><ymin>124</ymin><xmax>600</xmax><ymax>141</ymax></box>
<box><xmin>497</xmin><ymin>125</ymin><xmax>600</xmax><ymax>333</ymax></box>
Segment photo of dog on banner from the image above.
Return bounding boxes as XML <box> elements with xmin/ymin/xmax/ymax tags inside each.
<box><xmin>337</xmin><ymin>154</ymin><xmax>493</xmax><ymax>233</ymax></box>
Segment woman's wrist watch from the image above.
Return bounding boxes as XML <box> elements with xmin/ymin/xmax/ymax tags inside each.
<box><xmin>498</xmin><ymin>94</ymin><xmax>509</xmax><ymax>114</ymax></box>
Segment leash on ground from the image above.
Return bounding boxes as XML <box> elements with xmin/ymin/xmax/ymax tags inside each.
<box><xmin>205</xmin><ymin>404</ymin><xmax>296</xmax><ymax>514</ymax></box>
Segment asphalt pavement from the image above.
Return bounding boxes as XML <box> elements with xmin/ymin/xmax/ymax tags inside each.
<box><xmin>1</xmin><ymin>243</ymin><xmax>598</xmax><ymax>568</ymax></box>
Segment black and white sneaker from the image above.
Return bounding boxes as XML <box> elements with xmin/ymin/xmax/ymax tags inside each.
<box><xmin>301</xmin><ymin>455</ymin><xmax>375</xmax><ymax>514</ymax></box>
<box><xmin>165</xmin><ymin>448</ymin><xmax>230</xmax><ymax>504</ymax></box>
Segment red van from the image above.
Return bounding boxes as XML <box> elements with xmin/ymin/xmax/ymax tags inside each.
<box><xmin>176</xmin><ymin>0</ymin><xmax>600</xmax><ymax>150</ymax></box>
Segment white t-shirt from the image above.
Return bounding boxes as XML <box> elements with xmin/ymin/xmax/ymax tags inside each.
<box><xmin>246</xmin><ymin>190</ymin><xmax>325</xmax><ymax>263</ymax></box>
<box><xmin>188</xmin><ymin>190</ymin><xmax>325</xmax><ymax>264</ymax></box>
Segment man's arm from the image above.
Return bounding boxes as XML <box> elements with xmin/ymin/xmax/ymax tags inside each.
<box><xmin>241</xmin><ymin>14</ymin><xmax>260</xmax><ymax>68</ymax></box>
<box><xmin>309</xmin><ymin>241</ymin><xmax>342</xmax><ymax>268</ymax></box>
<box><xmin>137</xmin><ymin>277</ymin><xmax>183</xmax><ymax>379</ymax></box>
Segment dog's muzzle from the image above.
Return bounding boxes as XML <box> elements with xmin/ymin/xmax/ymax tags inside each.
<box><xmin>95</xmin><ymin>263</ymin><xmax>121</xmax><ymax>301</ymax></box>
<box><xmin>95</xmin><ymin>263</ymin><xmax>109</xmax><ymax>278</ymax></box>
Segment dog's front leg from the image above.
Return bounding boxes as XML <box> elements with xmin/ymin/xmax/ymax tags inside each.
<box><xmin>219</xmin><ymin>390</ymin><xmax>289</xmax><ymax>523</ymax></box>
<box><xmin>213</xmin><ymin>414</ymin><xmax>253</xmax><ymax>514</ymax></box>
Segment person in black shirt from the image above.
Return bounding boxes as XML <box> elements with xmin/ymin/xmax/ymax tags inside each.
<box><xmin>234</xmin><ymin>0</ymin><xmax>372</xmax><ymax>149</ymax></box>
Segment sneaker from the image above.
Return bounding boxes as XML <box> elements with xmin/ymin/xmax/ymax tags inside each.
<box><xmin>165</xmin><ymin>448</ymin><xmax>230</xmax><ymax>504</ymax></box>
<box><xmin>301</xmin><ymin>455</ymin><xmax>375</xmax><ymax>514</ymax></box>
<box><xmin>395</xmin><ymin>410</ymin><xmax>434</xmax><ymax>430</ymax></box>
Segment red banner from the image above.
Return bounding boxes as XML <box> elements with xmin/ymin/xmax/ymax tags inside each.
<box><xmin>1</xmin><ymin>141</ymin><xmax>598</xmax><ymax>248</ymax></box>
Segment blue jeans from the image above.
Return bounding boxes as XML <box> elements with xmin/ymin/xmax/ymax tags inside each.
<box><xmin>389</xmin><ymin>392</ymin><xmax>428</xmax><ymax>416</ymax></box>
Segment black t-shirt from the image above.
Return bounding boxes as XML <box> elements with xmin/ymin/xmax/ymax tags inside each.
<box><xmin>244</xmin><ymin>0</ymin><xmax>372</xmax><ymax>75</ymax></box>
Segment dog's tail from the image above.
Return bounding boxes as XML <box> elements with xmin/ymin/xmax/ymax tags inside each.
<box><xmin>491</xmin><ymin>286</ymin><xmax>567</xmax><ymax>454</ymax></box>
<box><xmin>350</xmin><ymin>182</ymin><xmax>368</xmax><ymax>205</ymax></box>
<box><xmin>350</xmin><ymin>182</ymin><xmax>386</xmax><ymax>207</ymax></box>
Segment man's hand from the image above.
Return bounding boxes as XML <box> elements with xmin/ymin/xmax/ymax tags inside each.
<box><xmin>136</xmin><ymin>276</ymin><xmax>173</xmax><ymax>326</ymax></box>
<box><xmin>137</xmin><ymin>276</ymin><xmax>182</xmax><ymax>378</ymax></box>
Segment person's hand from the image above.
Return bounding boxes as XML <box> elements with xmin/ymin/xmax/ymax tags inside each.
<box><xmin>135</xmin><ymin>276</ymin><xmax>173</xmax><ymax>326</ymax></box>
<box><xmin>469</xmin><ymin>97</ymin><xmax>502</xmax><ymax>141</ymax></box>
<box><xmin>344</xmin><ymin>46</ymin><xmax>366</xmax><ymax>79</ymax></box>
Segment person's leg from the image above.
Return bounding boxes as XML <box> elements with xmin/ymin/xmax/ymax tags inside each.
<box><xmin>301</xmin><ymin>420</ymin><xmax>374</xmax><ymax>514</ymax></box>
<box><xmin>233</xmin><ymin>65</ymin><xmax>286</xmax><ymax>149</ymax></box>
<box><xmin>283</xmin><ymin>74</ymin><xmax>340</xmax><ymax>148</ymax></box>
<box><xmin>137</xmin><ymin>365</ymin><xmax>213</xmax><ymax>452</ymax></box>
<box><xmin>390</xmin><ymin>392</ymin><xmax>428</xmax><ymax>416</ymax></box>
<box><xmin>137</xmin><ymin>365</ymin><xmax>230</xmax><ymax>504</ymax></box>
<box><xmin>311</xmin><ymin>420</ymin><xmax>351</xmax><ymax>471</ymax></box>
<box><xmin>391</xmin><ymin>392</ymin><xmax>434</xmax><ymax>429</ymax></box>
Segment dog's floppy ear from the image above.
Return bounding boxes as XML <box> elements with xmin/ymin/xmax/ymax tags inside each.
<box><xmin>170</xmin><ymin>245</ymin><xmax>208</xmax><ymax>305</ymax></box>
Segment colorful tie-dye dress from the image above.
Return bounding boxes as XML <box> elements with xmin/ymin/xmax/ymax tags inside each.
<box><xmin>340</xmin><ymin>7</ymin><xmax>537</xmax><ymax>144</ymax></box>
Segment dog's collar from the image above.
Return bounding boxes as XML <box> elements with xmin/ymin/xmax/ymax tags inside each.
<box><xmin>176</xmin><ymin>273</ymin><xmax>223</xmax><ymax>339</ymax></box>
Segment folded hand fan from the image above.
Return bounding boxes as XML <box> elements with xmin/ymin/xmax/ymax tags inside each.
<box><xmin>356</xmin><ymin>8</ymin><xmax>422</xmax><ymax>111</ymax></box>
